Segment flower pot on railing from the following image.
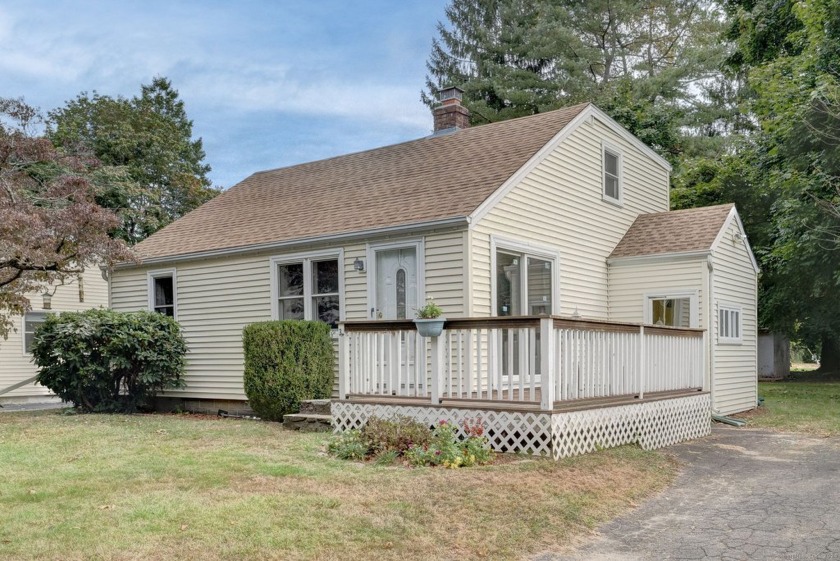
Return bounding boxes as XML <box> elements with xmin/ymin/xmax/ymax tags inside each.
<box><xmin>414</xmin><ymin>317</ymin><xmax>446</xmax><ymax>338</ymax></box>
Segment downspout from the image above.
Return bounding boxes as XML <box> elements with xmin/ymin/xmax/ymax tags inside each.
<box><xmin>706</xmin><ymin>255</ymin><xmax>716</xmax><ymax>413</ymax></box>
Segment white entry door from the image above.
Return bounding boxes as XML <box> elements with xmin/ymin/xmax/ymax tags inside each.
<box><xmin>373</xmin><ymin>247</ymin><xmax>418</xmax><ymax>319</ymax></box>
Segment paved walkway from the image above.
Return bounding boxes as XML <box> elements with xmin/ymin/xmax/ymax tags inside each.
<box><xmin>537</xmin><ymin>426</ymin><xmax>840</xmax><ymax>561</ymax></box>
<box><xmin>0</xmin><ymin>401</ymin><xmax>67</xmax><ymax>412</ymax></box>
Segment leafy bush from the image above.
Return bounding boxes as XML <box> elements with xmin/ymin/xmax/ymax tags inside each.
<box><xmin>360</xmin><ymin>416</ymin><xmax>432</xmax><ymax>455</ymax></box>
<box><xmin>327</xmin><ymin>430</ymin><xmax>368</xmax><ymax>460</ymax></box>
<box><xmin>405</xmin><ymin>420</ymin><xmax>492</xmax><ymax>468</ymax></box>
<box><xmin>242</xmin><ymin>320</ymin><xmax>333</xmax><ymax>421</ymax></box>
<box><xmin>32</xmin><ymin>309</ymin><xmax>187</xmax><ymax>412</ymax></box>
<box><xmin>327</xmin><ymin>416</ymin><xmax>493</xmax><ymax>468</ymax></box>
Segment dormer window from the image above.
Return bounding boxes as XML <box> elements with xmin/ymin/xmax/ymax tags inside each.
<box><xmin>602</xmin><ymin>143</ymin><xmax>622</xmax><ymax>204</ymax></box>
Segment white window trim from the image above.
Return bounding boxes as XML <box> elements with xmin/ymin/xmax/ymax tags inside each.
<box><xmin>643</xmin><ymin>291</ymin><xmax>699</xmax><ymax>328</ymax></box>
<box><xmin>490</xmin><ymin>235</ymin><xmax>561</xmax><ymax>317</ymax></box>
<box><xmin>718</xmin><ymin>303</ymin><xmax>743</xmax><ymax>345</ymax></box>
<box><xmin>269</xmin><ymin>249</ymin><xmax>345</xmax><ymax>326</ymax></box>
<box><xmin>366</xmin><ymin>238</ymin><xmax>425</xmax><ymax>320</ymax></box>
<box><xmin>21</xmin><ymin>311</ymin><xmax>48</xmax><ymax>355</ymax></box>
<box><xmin>147</xmin><ymin>268</ymin><xmax>178</xmax><ymax>320</ymax></box>
<box><xmin>602</xmin><ymin>140</ymin><xmax>623</xmax><ymax>206</ymax></box>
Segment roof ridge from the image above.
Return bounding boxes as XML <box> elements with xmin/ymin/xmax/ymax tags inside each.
<box><xmin>250</xmin><ymin>102</ymin><xmax>592</xmax><ymax>178</ymax></box>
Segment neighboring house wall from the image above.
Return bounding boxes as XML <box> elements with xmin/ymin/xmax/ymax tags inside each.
<box><xmin>607</xmin><ymin>257</ymin><xmax>706</xmax><ymax>328</ymax></box>
<box><xmin>110</xmin><ymin>230</ymin><xmax>465</xmax><ymax>401</ymax></box>
<box><xmin>712</xmin><ymin>219</ymin><xmax>758</xmax><ymax>415</ymax></box>
<box><xmin>0</xmin><ymin>268</ymin><xmax>108</xmax><ymax>401</ymax></box>
<box><xmin>470</xmin><ymin>116</ymin><xmax>670</xmax><ymax>317</ymax></box>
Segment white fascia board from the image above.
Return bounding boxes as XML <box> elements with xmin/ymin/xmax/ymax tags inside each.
<box><xmin>607</xmin><ymin>250</ymin><xmax>711</xmax><ymax>267</ymax></box>
<box><xmin>116</xmin><ymin>216</ymin><xmax>469</xmax><ymax>269</ymax></box>
<box><xmin>468</xmin><ymin>104</ymin><xmax>672</xmax><ymax>229</ymax></box>
<box><xmin>711</xmin><ymin>206</ymin><xmax>760</xmax><ymax>274</ymax></box>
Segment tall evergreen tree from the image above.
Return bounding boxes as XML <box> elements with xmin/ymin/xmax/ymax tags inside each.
<box><xmin>423</xmin><ymin>0</ymin><xmax>725</xmax><ymax>163</ymax></box>
<box><xmin>47</xmin><ymin>77</ymin><xmax>219</xmax><ymax>244</ymax></box>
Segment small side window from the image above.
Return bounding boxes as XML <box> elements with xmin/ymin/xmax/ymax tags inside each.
<box><xmin>148</xmin><ymin>270</ymin><xmax>177</xmax><ymax>318</ymax></box>
<box><xmin>603</xmin><ymin>145</ymin><xmax>621</xmax><ymax>204</ymax></box>
<box><xmin>24</xmin><ymin>312</ymin><xmax>48</xmax><ymax>354</ymax></box>
<box><xmin>718</xmin><ymin>305</ymin><xmax>742</xmax><ymax>344</ymax></box>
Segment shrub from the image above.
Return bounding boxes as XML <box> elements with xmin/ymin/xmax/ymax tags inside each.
<box><xmin>327</xmin><ymin>416</ymin><xmax>493</xmax><ymax>468</ymax></box>
<box><xmin>327</xmin><ymin>430</ymin><xmax>368</xmax><ymax>460</ymax></box>
<box><xmin>360</xmin><ymin>416</ymin><xmax>433</xmax><ymax>455</ymax></box>
<box><xmin>404</xmin><ymin>420</ymin><xmax>492</xmax><ymax>469</ymax></box>
<box><xmin>32</xmin><ymin>309</ymin><xmax>187</xmax><ymax>412</ymax></box>
<box><xmin>242</xmin><ymin>320</ymin><xmax>333</xmax><ymax>421</ymax></box>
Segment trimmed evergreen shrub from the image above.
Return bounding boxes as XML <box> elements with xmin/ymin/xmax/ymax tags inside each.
<box><xmin>242</xmin><ymin>320</ymin><xmax>334</xmax><ymax>421</ymax></box>
<box><xmin>32</xmin><ymin>309</ymin><xmax>187</xmax><ymax>412</ymax></box>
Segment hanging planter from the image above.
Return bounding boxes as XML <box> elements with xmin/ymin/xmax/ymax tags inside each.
<box><xmin>414</xmin><ymin>317</ymin><xmax>446</xmax><ymax>338</ymax></box>
<box><xmin>414</xmin><ymin>298</ymin><xmax>445</xmax><ymax>338</ymax></box>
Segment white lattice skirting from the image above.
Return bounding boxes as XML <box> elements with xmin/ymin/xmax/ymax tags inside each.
<box><xmin>332</xmin><ymin>394</ymin><xmax>711</xmax><ymax>459</ymax></box>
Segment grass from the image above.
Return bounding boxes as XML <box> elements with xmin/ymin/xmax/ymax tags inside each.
<box><xmin>0</xmin><ymin>411</ymin><xmax>677</xmax><ymax>561</ymax></box>
<box><xmin>743</xmin><ymin>370</ymin><xmax>840</xmax><ymax>436</ymax></box>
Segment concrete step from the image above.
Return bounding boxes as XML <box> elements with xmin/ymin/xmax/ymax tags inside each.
<box><xmin>283</xmin><ymin>413</ymin><xmax>333</xmax><ymax>432</ymax></box>
<box><xmin>299</xmin><ymin>399</ymin><xmax>332</xmax><ymax>416</ymax></box>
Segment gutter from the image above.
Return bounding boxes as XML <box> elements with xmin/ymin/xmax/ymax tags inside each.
<box><xmin>607</xmin><ymin>250</ymin><xmax>711</xmax><ymax>266</ymax></box>
<box><xmin>115</xmin><ymin>216</ymin><xmax>470</xmax><ymax>269</ymax></box>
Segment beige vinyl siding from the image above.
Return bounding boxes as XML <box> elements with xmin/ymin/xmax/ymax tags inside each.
<box><xmin>424</xmin><ymin>231</ymin><xmax>465</xmax><ymax>316</ymax></box>
<box><xmin>608</xmin><ymin>258</ymin><xmax>706</xmax><ymax>327</ymax></box>
<box><xmin>712</xmin><ymin>220</ymin><xmax>758</xmax><ymax>415</ymax></box>
<box><xmin>110</xmin><ymin>229</ymin><xmax>465</xmax><ymax>402</ymax></box>
<box><xmin>471</xmin><ymin>117</ymin><xmax>669</xmax><ymax>317</ymax></box>
<box><xmin>0</xmin><ymin>268</ymin><xmax>108</xmax><ymax>400</ymax></box>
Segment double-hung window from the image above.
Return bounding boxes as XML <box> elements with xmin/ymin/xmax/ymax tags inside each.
<box><xmin>274</xmin><ymin>254</ymin><xmax>342</xmax><ymax>328</ymax></box>
<box><xmin>148</xmin><ymin>270</ymin><xmax>177</xmax><ymax>318</ymax></box>
<box><xmin>719</xmin><ymin>305</ymin><xmax>742</xmax><ymax>344</ymax></box>
<box><xmin>23</xmin><ymin>312</ymin><xmax>48</xmax><ymax>354</ymax></box>
<box><xmin>602</xmin><ymin>143</ymin><xmax>621</xmax><ymax>204</ymax></box>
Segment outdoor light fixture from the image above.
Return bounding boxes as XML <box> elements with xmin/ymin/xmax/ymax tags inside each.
<box><xmin>353</xmin><ymin>258</ymin><xmax>365</xmax><ymax>272</ymax></box>
<box><xmin>42</xmin><ymin>291</ymin><xmax>52</xmax><ymax>310</ymax></box>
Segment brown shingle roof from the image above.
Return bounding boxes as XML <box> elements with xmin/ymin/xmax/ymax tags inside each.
<box><xmin>609</xmin><ymin>204</ymin><xmax>734</xmax><ymax>259</ymax></box>
<box><xmin>134</xmin><ymin>103</ymin><xmax>590</xmax><ymax>260</ymax></box>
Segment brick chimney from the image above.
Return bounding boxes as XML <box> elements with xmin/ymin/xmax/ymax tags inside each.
<box><xmin>433</xmin><ymin>86</ymin><xmax>470</xmax><ymax>133</ymax></box>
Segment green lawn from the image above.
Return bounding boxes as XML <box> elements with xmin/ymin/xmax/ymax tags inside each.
<box><xmin>748</xmin><ymin>371</ymin><xmax>840</xmax><ymax>436</ymax></box>
<box><xmin>0</xmin><ymin>411</ymin><xmax>677</xmax><ymax>561</ymax></box>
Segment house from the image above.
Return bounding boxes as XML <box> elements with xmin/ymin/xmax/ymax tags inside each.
<box><xmin>110</xmin><ymin>89</ymin><xmax>758</xmax><ymax>457</ymax></box>
<box><xmin>0</xmin><ymin>269</ymin><xmax>109</xmax><ymax>404</ymax></box>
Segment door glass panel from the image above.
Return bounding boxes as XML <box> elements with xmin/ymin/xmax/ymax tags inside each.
<box><xmin>496</xmin><ymin>252</ymin><xmax>521</xmax><ymax>316</ymax></box>
<box><xmin>527</xmin><ymin>257</ymin><xmax>552</xmax><ymax>315</ymax></box>
<box><xmin>396</xmin><ymin>268</ymin><xmax>406</xmax><ymax>319</ymax></box>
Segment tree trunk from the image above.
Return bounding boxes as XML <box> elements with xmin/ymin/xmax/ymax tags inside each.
<box><xmin>818</xmin><ymin>335</ymin><xmax>840</xmax><ymax>373</ymax></box>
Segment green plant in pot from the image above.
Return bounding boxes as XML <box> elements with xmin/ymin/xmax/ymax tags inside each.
<box><xmin>414</xmin><ymin>298</ymin><xmax>445</xmax><ymax>337</ymax></box>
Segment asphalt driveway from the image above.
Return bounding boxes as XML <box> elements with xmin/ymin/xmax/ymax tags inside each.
<box><xmin>537</xmin><ymin>426</ymin><xmax>840</xmax><ymax>561</ymax></box>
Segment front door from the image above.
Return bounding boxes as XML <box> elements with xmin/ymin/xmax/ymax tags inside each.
<box><xmin>373</xmin><ymin>247</ymin><xmax>418</xmax><ymax>319</ymax></box>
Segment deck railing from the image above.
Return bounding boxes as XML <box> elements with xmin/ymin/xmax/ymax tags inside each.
<box><xmin>339</xmin><ymin>316</ymin><xmax>705</xmax><ymax>411</ymax></box>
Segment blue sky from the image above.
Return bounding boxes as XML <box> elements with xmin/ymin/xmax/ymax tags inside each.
<box><xmin>1</xmin><ymin>1</ymin><xmax>451</xmax><ymax>187</ymax></box>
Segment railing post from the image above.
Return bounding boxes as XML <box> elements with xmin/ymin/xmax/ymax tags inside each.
<box><xmin>430</xmin><ymin>333</ymin><xmax>443</xmax><ymax>405</ymax></box>
<box><xmin>339</xmin><ymin>327</ymin><xmax>349</xmax><ymax>399</ymax></box>
<box><xmin>638</xmin><ymin>325</ymin><xmax>645</xmax><ymax>400</ymax></box>
<box><xmin>540</xmin><ymin>317</ymin><xmax>555</xmax><ymax>411</ymax></box>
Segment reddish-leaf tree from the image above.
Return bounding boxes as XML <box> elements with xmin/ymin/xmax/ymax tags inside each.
<box><xmin>0</xmin><ymin>98</ymin><xmax>133</xmax><ymax>337</ymax></box>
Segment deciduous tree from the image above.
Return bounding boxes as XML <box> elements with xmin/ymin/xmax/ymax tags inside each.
<box><xmin>47</xmin><ymin>77</ymin><xmax>219</xmax><ymax>244</ymax></box>
<box><xmin>0</xmin><ymin>98</ymin><xmax>132</xmax><ymax>337</ymax></box>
